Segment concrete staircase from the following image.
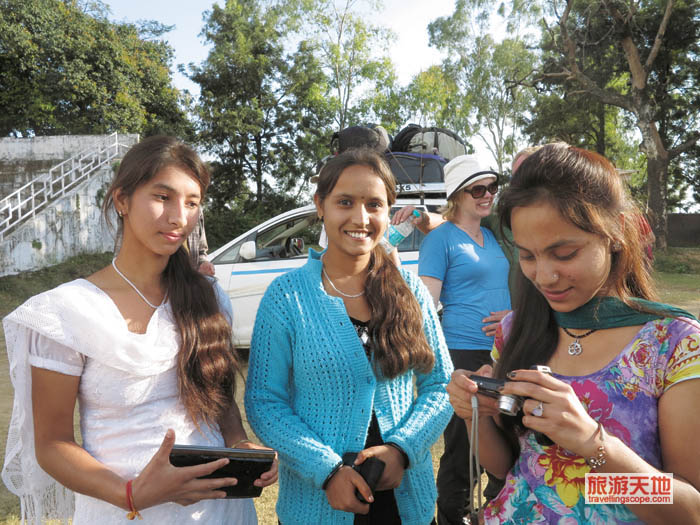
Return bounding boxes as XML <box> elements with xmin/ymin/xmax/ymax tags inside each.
<box><xmin>0</xmin><ymin>133</ymin><xmax>138</xmax><ymax>276</ymax></box>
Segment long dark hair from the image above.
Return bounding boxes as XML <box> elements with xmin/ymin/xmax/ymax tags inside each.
<box><xmin>316</xmin><ymin>148</ymin><xmax>434</xmax><ymax>378</ymax></box>
<box><xmin>495</xmin><ymin>143</ymin><xmax>658</xmax><ymax>442</ymax></box>
<box><xmin>103</xmin><ymin>136</ymin><xmax>238</xmax><ymax>427</ymax></box>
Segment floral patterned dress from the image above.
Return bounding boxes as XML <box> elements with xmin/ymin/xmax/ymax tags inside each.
<box><xmin>484</xmin><ymin>314</ymin><xmax>700</xmax><ymax>524</ymax></box>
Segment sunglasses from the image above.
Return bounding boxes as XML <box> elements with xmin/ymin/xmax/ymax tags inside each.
<box><xmin>463</xmin><ymin>181</ymin><xmax>499</xmax><ymax>199</ymax></box>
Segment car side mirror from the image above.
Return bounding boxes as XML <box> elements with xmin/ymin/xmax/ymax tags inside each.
<box><xmin>239</xmin><ymin>240</ymin><xmax>257</xmax><ymax>261</ymax></box>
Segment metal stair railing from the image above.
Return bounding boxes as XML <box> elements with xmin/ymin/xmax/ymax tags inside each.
<box><xmin>0</xmin><ymin>132</ymin><xmax>133</xmax><ymax>241</ymax></box>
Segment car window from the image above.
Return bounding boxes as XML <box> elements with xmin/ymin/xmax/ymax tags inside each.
<box><xmin>254</xmin><ymin>214</ymin><xmax>322</xmax><ymax>260</ymax></box>
<box><xmin>397</xmin><ymin>228</ymin><xmax>425</xmax><ymax>252</ymax></box>
<box><xmin>212</xmin><ymin>233</ymin><xmax>252</xmax><ymax>265</ymax></box>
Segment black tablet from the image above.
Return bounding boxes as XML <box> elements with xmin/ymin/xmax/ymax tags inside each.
<box><xmin>169</xmin><ymin>444</ymin><xmax>275</xmax><ymax>499</ymax></box>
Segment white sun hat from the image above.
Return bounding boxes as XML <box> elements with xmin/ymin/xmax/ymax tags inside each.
<box><xmin>444</xmin><ymin>154</ymin><xmax>499</xmax><ymax>200</ymax></box>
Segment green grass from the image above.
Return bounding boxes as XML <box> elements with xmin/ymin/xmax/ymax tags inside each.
<box><xmin>654</xmin><ymin>247</ymin><xmax>700</xmax><ymax>275</ymax></box>
<box><xmin>654</xmin><ymin>272</ymin><xmax>700</xmax><ymax>316</ymax></box>
<box><xmin>0</xmin><ymin>249</ymin><xmax>698</xmax><ymax>524</ymax></box>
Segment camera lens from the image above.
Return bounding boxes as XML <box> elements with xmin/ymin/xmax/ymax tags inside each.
<box><xmin>498</xmin><ymin>394</ymin><xmax>523</xmax><ymax>416</ymax></box>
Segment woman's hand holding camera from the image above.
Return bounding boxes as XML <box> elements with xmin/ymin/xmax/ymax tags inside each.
<box><xmin>446</xmin><ymin>364</ymin><xmax>501</xmax><ymax>421</ymax></box>
<box><xmin>131</xmin><ymin>429</ymin><xmax>238</xmax><ymax>510</ymax></box>
<box><xmin>502</xmin><ymin>369</ymin><xmax>601</xmax><ymax>455</ymax></box>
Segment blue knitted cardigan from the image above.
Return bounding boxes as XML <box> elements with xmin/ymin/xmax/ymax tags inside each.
<box><xmin>245</xmin><ymin>249</ymin><xmax>454</xmax><ymax>525</ymax></box>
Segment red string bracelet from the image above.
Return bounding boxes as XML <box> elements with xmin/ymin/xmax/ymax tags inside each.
<box><xmin>126</xmin><ymin>479</ymin><xmax>142</xmax><ymax>520</ymax></box>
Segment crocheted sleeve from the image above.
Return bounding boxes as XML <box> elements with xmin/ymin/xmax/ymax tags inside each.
<box><xmin>244</xmin><ymin>280</ymin><xmax>342</xmax><ymax>488</ymax></box>
<box><xmin>381</xmin><ymin>270</ymin><xmax>454</xmax><ymax>466</ymax></box>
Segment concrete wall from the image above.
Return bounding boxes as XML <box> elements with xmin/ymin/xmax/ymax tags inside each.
<box><xmin>0</xmin><ymin>165</ymin><xmax>117</xmax><ymax>277</ymax></box>
<box><xmin>0</xmin><ymin>134</ymin><xmax>139</xmax><ymax>197</ymax></box>
<box><xmin>0</xmin><ymin>160</ymin><xmax>55</xmax><ymax>196</ymax></box>
<box><xmin>668</xmin><ymin>213</ymin><xmax>700</xmax><ymax>247</ymax></box>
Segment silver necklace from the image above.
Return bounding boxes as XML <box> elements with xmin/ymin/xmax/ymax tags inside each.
<box><xmin>562</xmin><ymin>327</ymin><xmax>598</xmax><ymax>356</ymax></box>
<box><xmin>111</xmin><ymin>258</ymin><xmax>166</xmax><ymax>309</ymax></box>
<box><xmin>321</xmin><ymin>256</ymin><xmax>365</xmax><ymax>299</ymax></box>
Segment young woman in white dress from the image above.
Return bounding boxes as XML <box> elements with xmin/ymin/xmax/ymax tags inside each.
<box><xmin>2</xmin><ymin>136</ymin><xmax>277</xmax><ymax>524</ymax></box>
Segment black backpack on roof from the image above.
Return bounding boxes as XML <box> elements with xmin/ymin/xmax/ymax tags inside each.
<box><xmin>391</xmin><ymin>124</ymin><xmax>467</xmax><ymax>161</ymax></box>
<box><xmin>313</xmin><ymin>125</ymin><xmax>391</xmax><ymax>181</ymax></box>
<box><xmin>330</xmin><ymin>125</ymin><xmax>391</xmax><ymax>154</ymax></box>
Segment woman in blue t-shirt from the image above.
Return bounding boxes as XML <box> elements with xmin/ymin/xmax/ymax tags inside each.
<box><xmin>418</xmin><ymin>154</ymin><xmax>511</xmax><ymax>525</ymax></box>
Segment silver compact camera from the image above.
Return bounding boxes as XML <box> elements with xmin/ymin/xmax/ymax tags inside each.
<box><xmin>469</xmin><ymin>365</ymin><xmax>552</xmax><ymax>416</ymax></box>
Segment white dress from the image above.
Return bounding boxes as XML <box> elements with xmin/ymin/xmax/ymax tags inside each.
<box><xmin>2</xmin><ymin>279</ymin><xmax>257</xmax><ymax>524</ymax></box>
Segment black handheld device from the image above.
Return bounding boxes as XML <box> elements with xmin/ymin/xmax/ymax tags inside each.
<box><xmin>342</xmin><ymin>452</ymin><xmax>386</xmax><ymax>505</ymax></box>
<box><xmin>169</xmin><ymin>444</ymin><xmax>275</xmax><ymax>499</ymax></box>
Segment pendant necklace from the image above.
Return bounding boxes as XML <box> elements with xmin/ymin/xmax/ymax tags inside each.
<box><xmin>561</xmin><ymin>327</ymin><xmax>598</xmax><ymax>356</ymax></box>
<box><xmin>321</xmin><ymin>255</ymin><xmax>365</xmax><ymax>299</ymax></box>
<box><xmin>112</xmin><ymin>258</ymin><xmax>166</xmax><ymax>309</ymax></box>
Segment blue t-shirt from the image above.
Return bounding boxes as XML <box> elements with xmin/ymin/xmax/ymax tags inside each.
<box><xmin>418</xmin><ymin>221</ymin><xmax>511</xmax><ymax>350</ymax></box>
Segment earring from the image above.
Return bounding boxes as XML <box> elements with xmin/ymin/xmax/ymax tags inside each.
<box><xmin>553</xmin><ymin>273</ymin><xmax>559</xmax><ymax>280</ymax></box>
<box><xmin>117</xmin><ymin>210</ymin><xmax>123</xmax><ymax>218</ymax></box>
<box><xmin>612</xmin><ymin>241</ymin><xmax>622</xmax><ymax>252</ymax></box>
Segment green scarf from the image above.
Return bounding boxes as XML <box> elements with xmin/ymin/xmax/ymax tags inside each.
<box><xmin>554</xmin><ymin>296</ymin><xmax>698</xmax><ymax>330</ymax></box>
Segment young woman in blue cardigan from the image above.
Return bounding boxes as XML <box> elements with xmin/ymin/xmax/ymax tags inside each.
<box><xmin>245</xmin><ymin>148</ymin><xmax>454</xmax><ymax>525</ymax></box>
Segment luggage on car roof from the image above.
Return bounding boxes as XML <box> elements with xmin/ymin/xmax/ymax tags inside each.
<box><xmin>331</xmin><ymin>125</ymin><xmax>391</xmax><ymax>154</ymax></box>
<box><xmin>315</xmin><ymin>124</ymin><xmax>462</xmax><ymax>195</ymax></box>
<box><xmin>391</xmin><ymin>124</ymin><xmax>468</xmax><ymax>161</ymax></box>
<box><xmin>385</xmin><ymin>152</ymin><xmax>446</xmax><ymax>186</ymax></box>
<box><xmin>312</xmin><ymin>125</ymin><xmax>391</xmax><ymax>182</ymax></box>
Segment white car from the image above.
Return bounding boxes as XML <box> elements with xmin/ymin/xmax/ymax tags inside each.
<box><xmin>211</xmin><ymin>198</ymin><xmax>444</xmax><ymax>348</ymax></box>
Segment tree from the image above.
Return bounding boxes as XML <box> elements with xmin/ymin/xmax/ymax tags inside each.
<box><xmin>427</xmin><ymin>1</ymin><xmax>538</xmax><ymax>172</ymax></box>
<box><xmin>470</xmin><ymin>36</ymin><xmax>538</xmax><ymax>173</ymax></box>
<box><xmin>0</xmin><ymin>0</ymin><xmax>191</xmax><ymax>137</ymax></box>
<box><xmin>188</xmin><ymin>0</ymin><xmax>332</xmax><ymax>208</ymax></box>
<box><xmin>521</xmin><ymin>90</ymin><xmax>644</xmax><ymax>170</ymax></box>
<box><xmin>402</xmin><ymin>66</ymin><xmax>470</xmax><ymax>134</ymax></box>
<box><xmin>297</xmin><ymin>0</ymin><xmax>398</xmax><ymax>130</ymax></box>
<box><xmin>522</xmin><ymin>89</ymin><xmax>661</xmax><ymax>205</ymax></box>
<box><xmin>530</xmin><ymin>0</ymin><xmax>700</xmax><ymax>249</ymax></box>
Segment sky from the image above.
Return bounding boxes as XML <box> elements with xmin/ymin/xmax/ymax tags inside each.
<box><xmin>106</xmin><ymin>0</ymin><xmax>457</xmax><ymax>95</ymax></box>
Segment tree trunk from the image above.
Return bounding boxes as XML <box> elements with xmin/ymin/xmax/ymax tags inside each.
<box><xmin>255</xmin><ymin>135</ymin><xmax>263</xmax><ymax>203</ymax></box>
<box><xmin>646</xmin><ymin>154</ymin><xmax>668</xmax><ymax>250</ymax></box>
<box><xmin>596</xmin><ymin>103</ymin><xmax>606</xmax><ymax>155</ymax></box>
<box><xmin>639</xmin><ymin>120</ymin><xmax>669</xmax><ymax>250</ymax></box>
